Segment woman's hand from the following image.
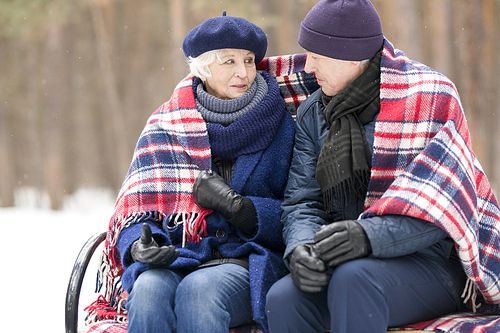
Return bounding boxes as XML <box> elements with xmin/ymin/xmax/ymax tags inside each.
<box><xmin>131</xmin><ymin>223</ymin><xmax>179</xmax><ymax>265</ymax></box>
<box><xmin>192</xmin><ymin>170</ymin><xmax>242</xmax><ymax>220</ymax></box>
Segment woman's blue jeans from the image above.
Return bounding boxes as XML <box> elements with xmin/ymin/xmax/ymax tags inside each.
<box><xmin>126</xmin><ymin>264</ymin><xmax>253</xmax><ymax>333</ymax></box>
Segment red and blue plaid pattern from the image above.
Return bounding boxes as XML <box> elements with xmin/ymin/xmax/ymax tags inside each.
<box><xmin>400</xmin><ymin>311</ymin><xmax>500</xmax><ymax>332</ymax></box>
<box><xmin>83</xmin><ymin>49</ymin><xmax>500</xmax><ymax>332</ymax></box>
<box><xmin>84</xmin><ymin>321</ymin><xmax>264</xmax><ymax>333</ymax></box>
<box><xmin>90</xmin><ymin>76</ymin><xmax>215</xmax><ymax>325</ymax></box>
<box><xmin>110</xmin><ymin>76</ymin><xmax>213</xmax><ymax>247</ymax></box>
<box><xmin>84</xmin><ymin>55</ymin><xmax>318</xmax><ymax>330</ymax></box>
<box><xmin>257</xmin><ymin>54</ymin><xmax>318</xmax><ymax>117</ymax></box>
<box><xmin>362</xmin><ymin>40</ymin><xmax>500</xmax><ymax>311</ymax></box>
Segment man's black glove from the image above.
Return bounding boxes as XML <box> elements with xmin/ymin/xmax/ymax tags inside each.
<box><xmin>193</xmin><ymin>170</ymin><xmax>242</xmax><ymax>220</ymax></box>
<box><xmin>131</xmin><ymin>223</ymin><xmax>179</xmax><ymax>265</ymax></box>
<box><xmin>289</xmin><ymin>244</ymin><xmax>329</xmax><ymax>293</ymax></box>
<box><xmin>313</xmin><ymin>220</ymin><xmax>371</xmax><ymax>267</ymax></box>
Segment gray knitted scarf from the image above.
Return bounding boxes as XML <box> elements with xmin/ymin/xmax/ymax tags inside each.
<box><xmin>195</xmin><ymin>71</ymin><xmax>268</xmax><ymax>126</ymax></box>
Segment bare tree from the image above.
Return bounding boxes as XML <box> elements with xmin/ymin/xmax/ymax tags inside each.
<box><xmin>90</xmin><ymin>0</ymin><xmax>130</xmax><ymax>186</ymax></box>
<box><xmin>169</xmin><ymin>0</ymin><xmax>188</xmax><ymax>83</ymax></box>
<box><xmin>0</xmin><ymin>39</ymin><xmax>15</xmax><ymax>206</ymax></box>
<box><xmin>44</xmin><ymin>11</ymin><xmax>67</xmax><ymax>210</ymax></box>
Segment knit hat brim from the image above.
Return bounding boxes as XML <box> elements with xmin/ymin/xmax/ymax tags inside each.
<box><xmin>298</xmin><ymin>22</ymin><xmax>382</xmax><ymax>61</ymax></box>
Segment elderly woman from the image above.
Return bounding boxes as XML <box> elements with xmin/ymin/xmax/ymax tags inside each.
<box><xmin>111</xmin><ymin>12</ymin><xmax>294</xmax><ymax>333</ymax></box>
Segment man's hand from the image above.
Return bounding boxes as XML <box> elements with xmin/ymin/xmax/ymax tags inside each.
<box><xmin>131</xmin><ymin>223</ymin><xmax>179</xmax><ymax>265</ymax></box>
<box><xmin>313</xmin><ymin>220</ymin><xmax>371</xmax><ymax>267</ymax></box>
<box><xmin>289</xmin><ymin>244</ymin><xmax>329</xmax><ymax>293</ymax></box>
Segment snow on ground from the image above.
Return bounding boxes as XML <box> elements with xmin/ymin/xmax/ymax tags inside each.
<box><xmin>0</xmin><ymin>188</ymin><xmax>115</xmax><ymax>332</ymax></box>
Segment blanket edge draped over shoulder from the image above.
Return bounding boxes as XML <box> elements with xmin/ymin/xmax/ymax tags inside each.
<box><xmin>361</xmin><ymin>39</ymin><xmax>500</xmax><ymax>312</ymax></box>
<box><xmin>86</xmin><ymin>75</ymin><xmax>214</xmax><ymax>324</ymax></box>
<box><xmin>109</xmin><ymin>75</ymin><xmax>214</xmax><ymax>270</ymax></box>
<box><xmin>85</xmin><ymin>54</ymin><xmax>319</xmax><ymax>326</ymax></box>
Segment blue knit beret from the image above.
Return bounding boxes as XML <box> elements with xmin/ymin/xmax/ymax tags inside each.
<box><xmin>298</xmin><ymin>0</ymin><xmax>383</xmax><ymax>61</ymax></box>
<box><xmin>182</xmin><ymin>11</ymin><xmax>268</xmax><ymax>64</ymax></box>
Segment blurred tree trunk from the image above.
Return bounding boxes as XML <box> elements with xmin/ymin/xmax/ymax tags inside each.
<box><xmin>373</xmin><ymin>0</ymin><xmax>422</xmax><ymax>61</ymax></box>
<box><xmin>169</xmin><ymin>0</ymin><xmax>187</xmax><ymax>84</ymax></box>
<box><xmin>26</xmin><ymin>34</ymin><xmax>45</xmax><ymax>196</ymax></box>
<box><xmin>44</xmin><ymin>15</ymin><xmax>66</xmax><ymax>210</ymax></box>
<box><xmin>0</xmin><ymin>37</ymin><xmax>15</xmax><ymax>206</ymax></box>
<box><xmin>421</xmin><ymin>0</ymin><xmax>452</xmax><ymax>76</ymax></box>
<box><xmin>90</xmin><ymin>0</ymin><xmax>130</xmax><ymax>188</ymax></box>
<box><xmin>0</xmin><ymin>108</ymin><xmax>14</xmax><ymax>207</ymax></box>
<box><xmin>273</xmin><ymin>0</ymin><xmax>295</xmax><ymax>56</ymax></box>
<box><xmin>480</xmin><ymin>0</ymin><xmax>500</xmax><ymax>190</ymax></box>
<box><xmin>124</xmin><ymin>0</ymin><xmax>150</xmax><ymax>135</ymax></box>
<box><xmin>451</xmin><ymin>1</ymin><xmax>486</xmax><ymax>168</ymax></box>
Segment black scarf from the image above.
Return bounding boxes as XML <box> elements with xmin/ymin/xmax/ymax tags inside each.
<box><xmin>316</xmin><ymin>49</ymin><xmax>382</xmax><ymax>213</ymax></box>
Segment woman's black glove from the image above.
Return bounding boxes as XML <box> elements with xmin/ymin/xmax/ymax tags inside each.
<box><xmin>289</xmin><ymin>244</ymin><xmax>329</xmax><ymax>293</ymax></box>
<box><xmin>193</xmin><ymin>170</ymin><xmax>242</xmax><ymax>220</ymax></box>
<box><xmin>313</xmin><ymin>220</ymin><xmax>371</xmax><ymax>267</ymax></box>
<box><xmin>131</xmin><ymin>223</ymin><xmax>179</xmax><ymax>265</ymax></box>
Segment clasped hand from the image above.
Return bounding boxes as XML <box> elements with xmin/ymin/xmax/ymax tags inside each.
<box><xmin>289</xmin><ymin>244</ymin><xmax>329</xmax><ymax>293</ymax></box>
<box><xmin>290</xmin><ymin>220</ymin><xmax>371</xmax><ymax>292</ymax></box>
<box><xmin>313</xmin><ymin>220</ymin><xmax>371</xmax><ymax>267</ymax></box>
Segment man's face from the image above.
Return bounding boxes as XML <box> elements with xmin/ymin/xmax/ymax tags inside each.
<box><xmin>304</xmin><ymin>51</ymin><xmax>366</xmax><ymax>96</ymax></box>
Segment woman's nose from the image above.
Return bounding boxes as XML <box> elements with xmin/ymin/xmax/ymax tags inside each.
<box><xmin>234</xmin><ymin>63</ymin><xmax>248</xmax><ymax>79</ymax></box>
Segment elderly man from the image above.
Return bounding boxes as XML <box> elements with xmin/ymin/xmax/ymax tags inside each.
<box><xmin>265</xmin><ymin>0</ymin><xmax>500</xmax><ymax>332</ymax></box>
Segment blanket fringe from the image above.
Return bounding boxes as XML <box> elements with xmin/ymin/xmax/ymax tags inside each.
<box><xmin>166</xmin><ymin>210</ymin><xmax>212</xmax><ymax>245</ymax></box>
<box><xmin>461</xmin><ymin>277</ymin><xmax>481</xmax><ymax>312</ymax></box>
<box><xmin>84</xmin><ymin>294</ymin><xmax>128</xmax><ymax>325</ymax></box>
<box><xmin>166</xmin><ymin>212</ymin><xmax>209</xmax><ymax>247</ymax></box>
<box><xmin>85</xmin><ymin>209</ymin><xmax>211</xmax><ymax>326</ymax></box>
<box><xmin>85</xmin><ymin>232</ymin><xmax>128</xmax><ymax>326</ymax></box>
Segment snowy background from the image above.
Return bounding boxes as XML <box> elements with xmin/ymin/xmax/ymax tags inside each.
<box><xmin>0</xmin><ymin>188</ymin><xmax>115</xmax><ymax>332</ymax></box>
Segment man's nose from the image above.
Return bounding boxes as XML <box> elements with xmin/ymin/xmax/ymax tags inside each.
<box><xmin>304</xmin><ymin>58</ymin><xmax>314</xmax><ymax>74</ymax></box>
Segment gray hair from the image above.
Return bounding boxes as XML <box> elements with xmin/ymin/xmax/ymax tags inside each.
<box><xmin>187</xmin><ymin>49</ymin><xmax>224</xmax><ymax>80</ymax></box>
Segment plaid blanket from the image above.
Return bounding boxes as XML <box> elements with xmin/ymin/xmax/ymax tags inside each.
<box><xmin>361</xmin><ymin>39</ymin><xmax>500</xmax><ymax>313</ymax></box>
<box><xmin>84</xmin><ymin>45</ymin><xmax>500</xmax><ymax>332</ymax></box>
<box><xmin>87</xmin><ymin>76</ymin><xmax>215</xmax><ymax>323</ymax></box>
<box><xmin>108</xmin><ymin>75</ymin><xmax>214</xmax><ymax>262</ymax></box>
<box><xmin>399</xmin><ymin>311</ymin><xmax>500</xmax><ymax>332</ymax></box>
<box><xmin>85</xmin><ymin>54</ymin><xmax>318</xmax><ymax>326</ymax></box>
<box><xmin>83</xmin><ymin>321</ymin><xmax>264</xmax><ymax>333</ymax></box>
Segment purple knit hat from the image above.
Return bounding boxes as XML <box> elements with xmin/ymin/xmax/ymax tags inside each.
<box><xmin>298</xmin><ymin>0</ymin><xmax>383</xmax><ymax>61</ymax></box>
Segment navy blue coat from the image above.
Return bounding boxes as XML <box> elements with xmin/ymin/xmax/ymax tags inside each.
<box><xmin>117</xmin><ymin>111</ymin><xmax>295</xmax><ymax>330</ymax></box>
<box><xmin>281</xmin><ymin>89</ymin><xmax>459</xmax><ymax>282</ymax></box>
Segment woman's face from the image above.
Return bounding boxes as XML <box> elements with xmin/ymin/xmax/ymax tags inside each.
<box><xmin>202</xmin><ymin>49</ymin><xmax>257</xmax><ymax>100</ymax></box>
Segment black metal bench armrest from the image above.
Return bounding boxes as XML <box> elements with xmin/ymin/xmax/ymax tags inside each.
<box><xmin>65</xmin><ymin>231</ymin><xmax>107</xmax><ymax>333</ymax></box>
